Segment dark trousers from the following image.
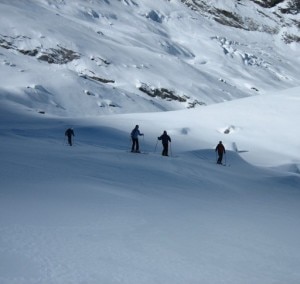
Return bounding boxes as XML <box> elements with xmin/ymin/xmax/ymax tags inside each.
<box><xmin>131</xmin><ymin>138</ymin><xmax>139</xmax><ymax>152</ymax></box>
<box><xmin>162</xmin><ymin>143</ymin><xmax>169</xmax><ymax>156</ymax></box>
<box><xmin>67</xmin><ymin>135</ymin><xmax>72</xmax><ymax>146</ymax></box>
<box><xmin>217</xmin><ymin>153</ymin><xmax>223</xmax><ymax>164</ymax></box>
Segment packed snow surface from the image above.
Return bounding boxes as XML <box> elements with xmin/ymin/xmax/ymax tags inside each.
<box><xmin>1</xmin><ymin>86</ymin><xmax>300</xmax><ymax>283</ymax></box>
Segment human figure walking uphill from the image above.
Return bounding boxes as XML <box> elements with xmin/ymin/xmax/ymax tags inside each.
<box><xmin>131</xmin><ymin>125</ymin><xmax>144</xmax><ymax>153</ymax></box>
<box><xmin>215</xmin><ymin>141</ymin><xmax>226</xmax><ymax>164</ymax></box>
<box><xmin>158</xmin><ymin>130</ymin><xmax>171</xmax><ymax>156</ymax></box>
<box><xmin>65</xmin><ymin>128</ymin><xmax>75</xmax><ymax>146</ymax></box>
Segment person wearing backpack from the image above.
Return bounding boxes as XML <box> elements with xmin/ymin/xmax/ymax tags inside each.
<box><xmin>131</xmin><ymin>125</ymin><xmax>144</xmax><ymax>153</ymax></box>
<box><xmin>215</xmin><ymin>141</ymin><xmax>226</xmax><ymax>164</ymax></box>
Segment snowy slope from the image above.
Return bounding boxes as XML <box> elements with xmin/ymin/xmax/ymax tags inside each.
<box><xmin>0</xmin><ymin>0</ymin><xmax>299</xmax><ymax>116</ymax></box>
<box><xmin>1</xmin><ymin>86</ymin><xmax>300</xmax><ymax>283</ymax></box>
<box><xmin>0</xmin><ymin>1</ymin><xmax>300</xmax><ymax>283</ymax></box>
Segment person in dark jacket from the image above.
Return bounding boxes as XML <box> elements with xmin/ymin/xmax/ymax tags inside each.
<box><xmin>158</xmin><ymin>130</ymin><xmax>171</xmax><ymax>156</ymax></box>
<box><xmin>131</xmin><ymin>125</ymin><xmax>144</xmax><ymax>152</ymax></box>
<box><xmin>65</xmin><ymin>128</ymin><xmax>75</xmax><ymax>146</ymax></box>
<box><xmin>215</xmin><ymin>141</ymin><xmax>226</xmax><ymax>164</ymax></box>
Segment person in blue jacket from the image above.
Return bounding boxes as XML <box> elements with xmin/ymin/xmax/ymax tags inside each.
<box><xmin>131</xmin><ymin>125</ymin><xmax>144</xmax><ymax>153</ymax></box>
<box><xmin>158</xmin><ymin>130</ymin><xmax>171</xmax><ymax>156</ymax></box>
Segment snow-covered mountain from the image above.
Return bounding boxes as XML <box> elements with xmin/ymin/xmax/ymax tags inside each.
<box><xmin>1</xmin><ymin>1</ymin><xmax>300</xmax><ymax>284</ymax></box>
<box><xmin>0</xmin><ymin>0</ymin><xmax>299</xmax><ymax>116</ymax></box>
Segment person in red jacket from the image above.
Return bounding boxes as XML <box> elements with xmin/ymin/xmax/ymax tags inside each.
<box><xmin>215</xmin><ymin>141</ymin><xmax>226</xmax><ymax>164</ymax></box>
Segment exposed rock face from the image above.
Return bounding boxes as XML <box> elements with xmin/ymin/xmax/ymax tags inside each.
<box><xmin>138</xmin><ymin>83</ymin><xmax>206</xmax><ymax>108</ymax></box>
<box><xmin>250</xmin><ymin>0</ymin><xmax>285</xmax><ymax>8</ymax></box>
<box><xmin>37</xmin><ymin>46</ymin><xmax>80</xmax><ymax>64</ymax></box>
<box><xmin>280</xmin><ymin>0</ymin><xmax>300</xmax><ymax>14</ymax></box>
<box><xmin>80</xmin><ymin>73</ymin><xmax>115</xmax><ymax>84</ymax></box>
<box><xmin>0</xmin><ymin>35</ymin><xmax>80</xmax><ymax>64</ymax></box>
<box><xmin>180</xmin><ymin>0</ymin><xmax>299</xmax><ymax>40</ymax></box>
<box><xmin>138</xmin><ymin>83</ymin><xmax>186</xmax><ymax>102</ymax></box>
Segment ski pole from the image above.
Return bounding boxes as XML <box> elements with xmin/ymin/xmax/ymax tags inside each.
<box><xmin>154</xmin><ymin>139</ymin><xmax>158</xmax><ymax>152</ymax></box>
<box><xmin>170</xmin><ymin>142</ymin><xmax>172</xmax><ymax>157</ymax></box>
<box><xmin>224</xmin><ymin>152</ymin><xmax>227</xmax><ymax>165</ymax></box>
<box><xmin>141</xmin><ymin>134</ymin><xmax>144</xmax><ymax>148</ymax></box>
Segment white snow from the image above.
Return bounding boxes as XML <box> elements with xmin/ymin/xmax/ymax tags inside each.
<box><xmin>0</xmin><ymin>0</ymin><xmax>300</xmax><ymax>283</ymax></box>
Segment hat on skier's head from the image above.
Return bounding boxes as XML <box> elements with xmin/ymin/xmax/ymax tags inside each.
<box><xmin>164</xmin><ymin>130</ymin><xmax>167</xmax><ymax>134</ymax></box>
<box><xmin>219</xmin><ymin>141</ymin><xmax>222</xmax><ymax>144</ymax></box>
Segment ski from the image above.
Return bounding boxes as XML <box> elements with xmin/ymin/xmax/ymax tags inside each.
<box><xmin>127</xmin><ymin>151</ymin><xmax>149</xmax><ymax>154</ymax></box>
<box><xmin>217</xmin><ymin>163</ymin><xmax>230</xmax><ymax>167</ymax></box>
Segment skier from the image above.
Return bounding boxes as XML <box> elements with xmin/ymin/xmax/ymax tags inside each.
<box><xmin>158</xmin><ymin>130</ymin><xmax>171</xmax><ymax>156</ymax></box>
<box><xmin>65</xmin><ymin>128</ymin><xmax>75</xmax><ymax>146</ymax></box>
<box><xmin>131</xmin><ymin>125</ymin><xmax>144</xmax><ymax>153</ymax></box>
<box><xmin>215</xmin><ymin>141</ymin><xmax>226</xmax><ymax>164</ymax></box>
